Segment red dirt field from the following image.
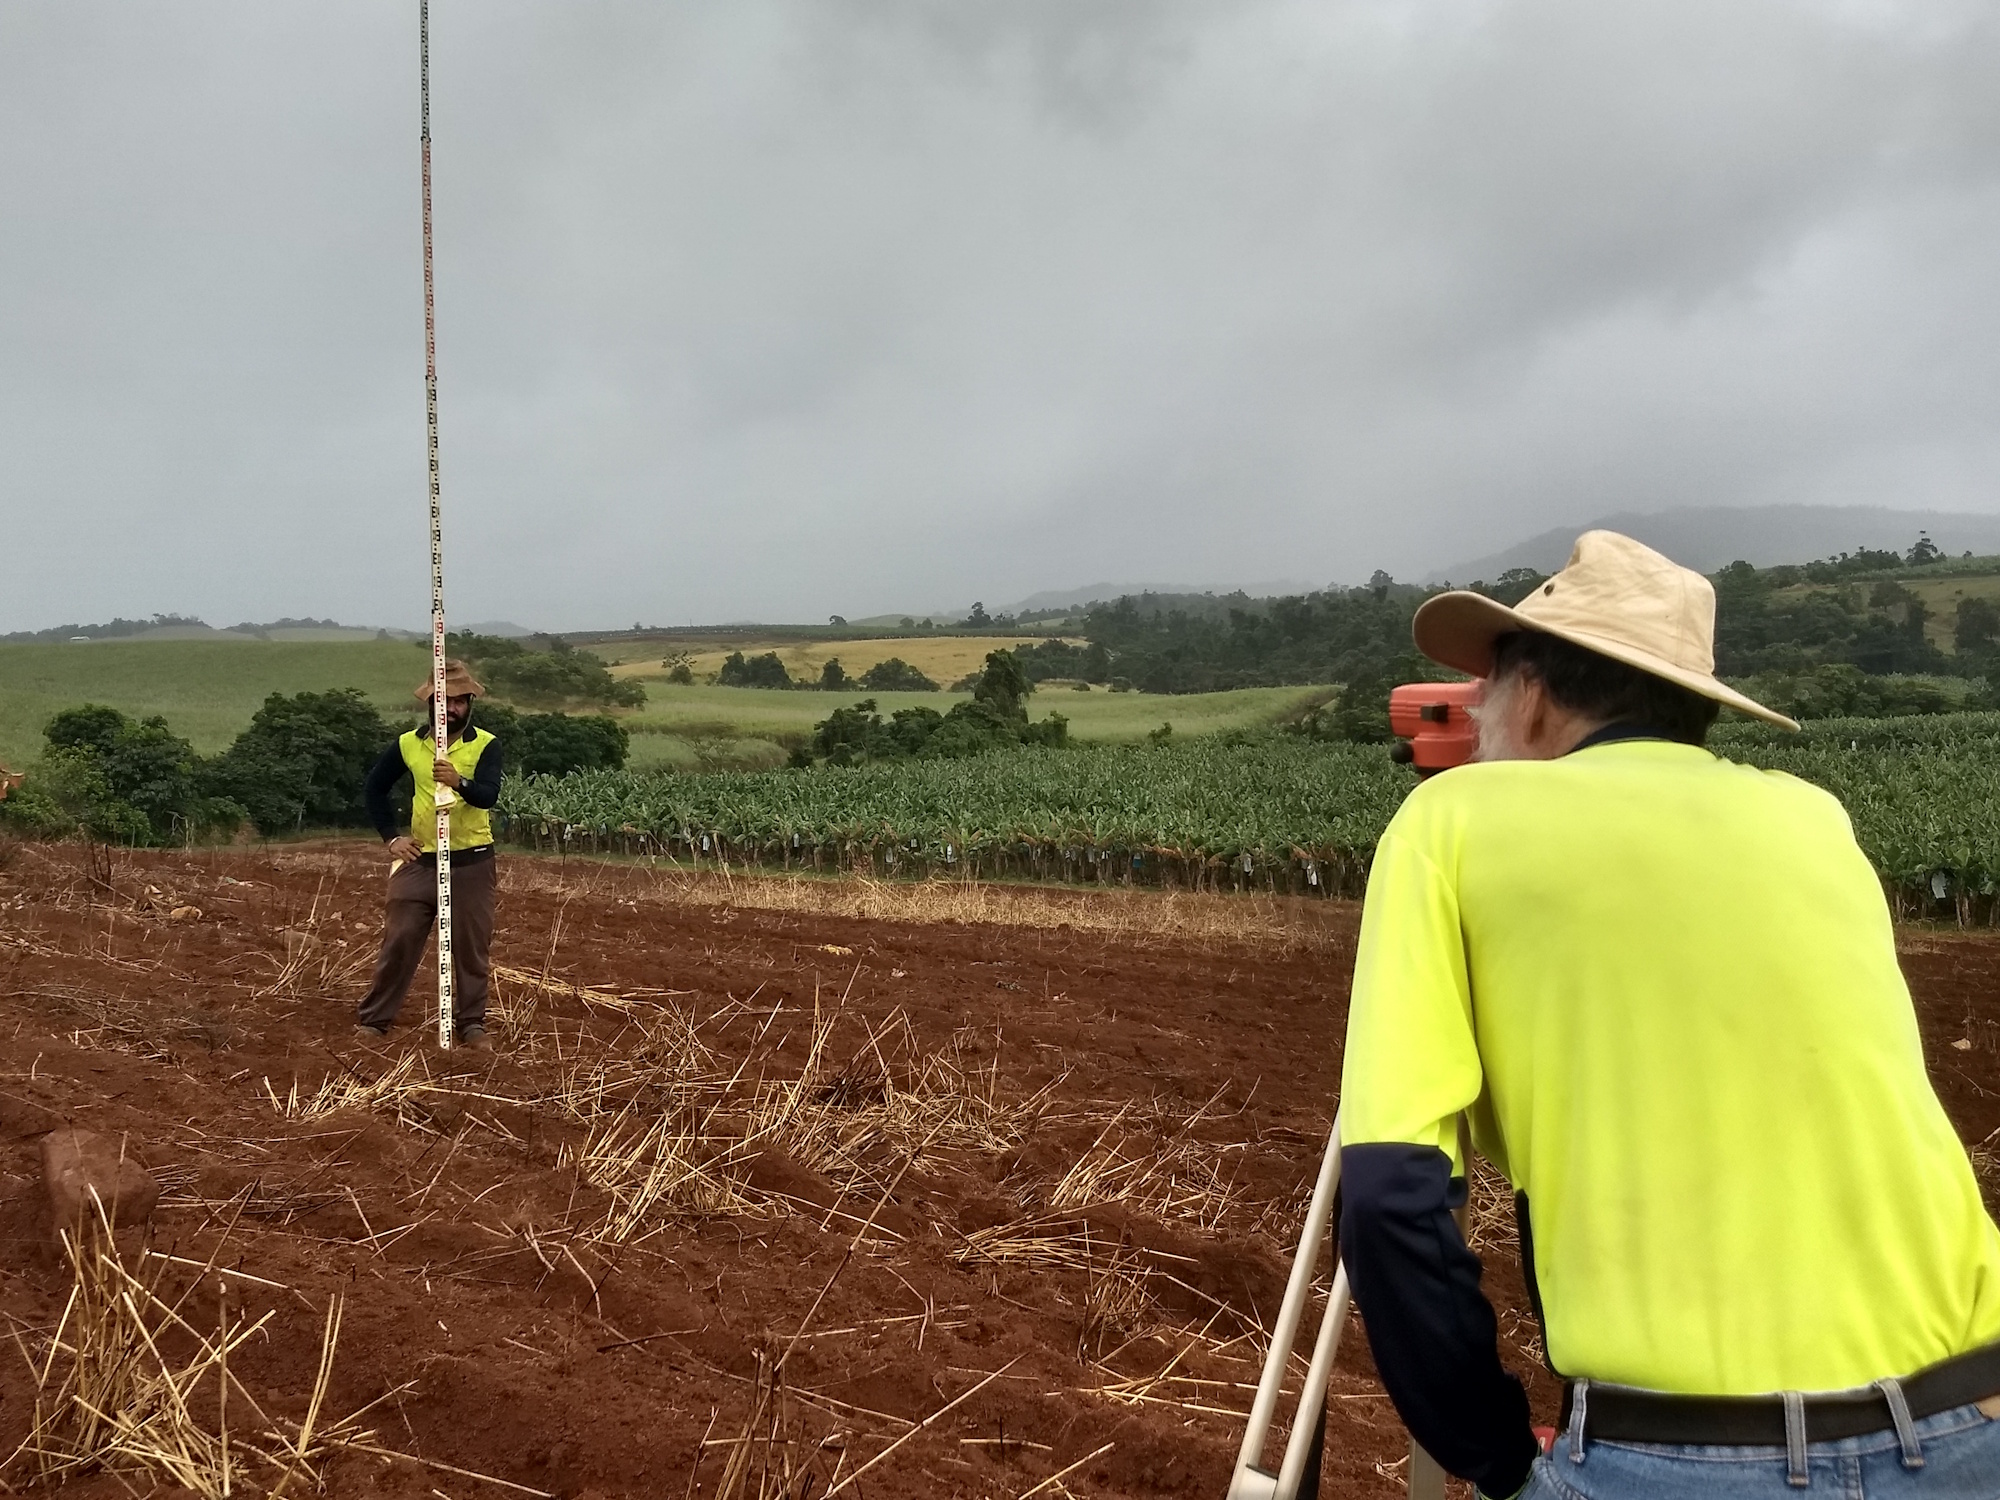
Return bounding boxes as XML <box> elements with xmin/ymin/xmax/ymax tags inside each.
<box><xmin>0</xmin><ymin>838</ymin><xmax>1997</xmax><ymax>1500</ymax></box>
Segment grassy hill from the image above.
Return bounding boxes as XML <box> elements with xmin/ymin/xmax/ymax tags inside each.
<box><xmin>0</xmin><ymin>639</ymin><xmax>427</xmax><ymax>768</ymax></box>
<box><xmin>0</xmin><ymin>638</ymin><xmax>1326</xmax><ymax>774</ymax></box>
<box><xmin>1763</xmin><ymin>554</ymin><xmax>2000</xmax><ymax>655</ymax></box>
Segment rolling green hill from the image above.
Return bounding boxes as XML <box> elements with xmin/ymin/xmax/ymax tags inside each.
<box><xmin>0</xmin><ymin>638</ymin><xmax>1329</xmax><ymax>773</ymax></box>
<box><xmin>0</xmin><ymin>639</ymin><xmax>426</xmax><ymax>768</ymax></box>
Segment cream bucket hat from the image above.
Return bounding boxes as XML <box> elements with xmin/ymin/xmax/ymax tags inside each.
<box><xmin>1412</xmin><ymin>530</ymin><xmax>1799</xmax><ymax>731</ymax></box>
<box><xmin>414</xmin><ymin>658</ymin><xmax>487</xmax><ymax>701</ymax></box>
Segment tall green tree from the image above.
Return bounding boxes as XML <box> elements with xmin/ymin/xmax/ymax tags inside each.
<box><xmin>203</xmin><ymin>690</ymin><xmax>392</xmax><ymax>835</ymax></box>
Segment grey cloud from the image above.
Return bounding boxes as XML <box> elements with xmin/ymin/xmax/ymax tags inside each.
<box><xmin>2</xmin><ymin>1</ymin><xmax>1996</xmax><ymax>629</ymax></box>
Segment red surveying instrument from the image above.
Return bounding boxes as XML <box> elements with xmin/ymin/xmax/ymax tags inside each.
<box><xmin>1387</xmin><ymin>680</ymin><xmax>1481</xmax><ymax>776</ymax></box>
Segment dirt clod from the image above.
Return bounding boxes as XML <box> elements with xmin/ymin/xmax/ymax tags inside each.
<box><xmin>40</xmin><ymin>1126</ymin><xmax>160</xmax><ymax>1231</ymax></box>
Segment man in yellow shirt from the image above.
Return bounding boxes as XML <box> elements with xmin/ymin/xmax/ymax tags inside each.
<box><xmin>1339</xmin><ymin>532</ymin><xmax>2000</xmax><ymax>1498</ymax></box>
<box><xmin>355</xmin><ymin>659</ymin><xmax>504</xmax><ymax>1051</ymax></box>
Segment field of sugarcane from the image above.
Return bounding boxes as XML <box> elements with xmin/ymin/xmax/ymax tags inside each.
<box><xmin>496</xmin><ymin>712</ymin><xmax>2000</xmax><ymax>916</ymax></box>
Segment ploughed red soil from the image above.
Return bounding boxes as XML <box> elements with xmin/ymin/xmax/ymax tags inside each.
<box><xmin>1</xmin><ymin>839</ymin><xmax>1997</xmax><ymax>1499</ymax></box>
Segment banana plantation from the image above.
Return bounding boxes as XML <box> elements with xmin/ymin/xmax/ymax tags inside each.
<box><xmin>499</xmin><ymin>713</ymin><xmax>2000</xmax><ymax>916</ymax></box>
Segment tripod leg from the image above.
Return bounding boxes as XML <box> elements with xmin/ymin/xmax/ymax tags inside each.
<box><xmin>1296</xmin><ymin>1390</ymin><xmax>1327</xmax><ymax>1500</ymax></box>
<box><xmin>1409</xmin><ymin>1442</ymin><xmax>1447</xmax><ymax>1499</ymax></box>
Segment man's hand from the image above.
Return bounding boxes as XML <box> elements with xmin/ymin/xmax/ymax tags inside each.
<box><xmin>386</xmin><ymin>836</ymin><xmax>423</xmax><ymax>865</ymax></box>
<box><xmin>433</xmin><ymin>758</ymin><xmax>462</xmax><ymax>789</ymax></box>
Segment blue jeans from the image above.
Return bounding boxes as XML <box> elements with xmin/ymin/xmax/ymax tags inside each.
<box><xmin>1519</xmin><ymin>1402</ymin><xmax>2000</xmax><ymax>1498</ymax></box>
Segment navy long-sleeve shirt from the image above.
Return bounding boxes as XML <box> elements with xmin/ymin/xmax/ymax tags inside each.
<box><xmin>1339</xmin><ymin>1144</ymin><xmax>1537</xmax><ymax>1498</ymax></box>
<box><xmin>363</xmin><ymin>728</ymin><xmax>504</xmax><ymax>842</ymax></box>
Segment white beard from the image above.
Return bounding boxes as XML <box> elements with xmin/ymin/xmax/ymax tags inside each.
<box><xmin>1471</xmin><ymin>672</ymin><xmax>1530</xmax><ymax>762</ymax></box>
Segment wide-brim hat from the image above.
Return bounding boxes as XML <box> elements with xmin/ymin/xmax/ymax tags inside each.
<box><xmin>414</xmin><ymin>658</ymin><xmax>486</xmax><ymax>701</ymax></box>
<box><xmin>1412</xmin><ymin>530</ymin><xmax>1799</xmax><ymax>731</ymax></box>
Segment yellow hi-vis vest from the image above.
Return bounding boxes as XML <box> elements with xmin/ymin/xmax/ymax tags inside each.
<box><xmin>399</xmin><ymin>727</ymin><xmax>495</xmax><ymax>853</ymax></box>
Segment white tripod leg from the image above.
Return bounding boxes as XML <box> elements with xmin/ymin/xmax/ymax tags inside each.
<box><xmin>1408</xmin><ymin>1444</ymin><xmax>1448</xmax><ymax>1499</ymax></box>
<box><xmin>1228</xmin><ymin>1108</ymin><xmax>1459</xmax><ymax>1500</ymax></box>
<box><xmin>1228</xmin><ymin>1111</ymin><xmax>1346</xmax><ymax>1500</ymax></box>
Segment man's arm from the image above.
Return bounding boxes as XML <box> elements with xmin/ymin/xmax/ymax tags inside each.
<box><xmin>363</xmin><ymin>743</ymin><xmax>409</xmax><ymax>841</ymax></box>
<box><xmin>1341</xmin><ymin>1144</ymin><xmax>1536</xmax><ymax>1499</ymax></box>
<box><xmin>459</xmin><ymin>738</ymin><xmax>503</xmax><ymax>810</ymax></box>
<box><xmin>1339</xmin><ymin>814</ymin><xmax>1538</xmax><ymax>1497</ymax></box>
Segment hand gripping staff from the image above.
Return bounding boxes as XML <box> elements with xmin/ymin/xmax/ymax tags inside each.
<box><xmin>1226</xmin><ymin>1109</ymin><xmax>1451</xmax><ymax>1500</ymax></box>
<box><xmin>419</xmin><ymin>0</ymin><xmax>455</xmax><ymax>1050</ymax></box>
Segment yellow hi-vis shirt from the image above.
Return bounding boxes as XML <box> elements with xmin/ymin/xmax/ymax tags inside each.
<box><xmin>399</xmin><ymin>727</ymin><xmax>495</xmax><ymax>853</ymax></box>
<box><xmin>1340</xmin><ymin>738</ymin><xmax>2000</xmax><ymax>1395</ymax></box>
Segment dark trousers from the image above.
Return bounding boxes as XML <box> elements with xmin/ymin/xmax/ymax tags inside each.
<box><xmin>357</xmin><ymin>853</ymin><xmax>496</xmax><ymax>1034</ymax></box>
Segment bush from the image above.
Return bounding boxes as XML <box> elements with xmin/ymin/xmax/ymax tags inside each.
<box><xmin>970</xmin><ymin>650</ymin><xmax>1031</xmax><ymax>716</ymax></box>
<box><xmin>45</xmin><ymin>705</ymin><xmax>130</xmax><ymax>757</ymax></box>
<box><xmin>0</xmin><ymin>748</ymin><xmax>153</xmax><ymax>845</ymax></box>
<box><xmin>1956</xmin><ymin>598</ymin><xmax>2000</xmax><ymax>655</ymax></box>
<box><xmin>471</xmin><ymin>702</ymin><xmax>629</xmax><ymax>777</ymax></box>
<box><xmin>858</xmin><ymin>658</ymin><xmax>938</xmax><ymax>692</ymax></box>
<box><xmin>481</xmin><ymin>643</ymin><xmax>646</xmax><ymax>709</ymax></box>
<box><xmin>1730</xmin><ymin>664</ymin><xmax>1961</xmax><ymax>721</ymax></box>
<box><xmin>440</xmin><ymin>633</ymin><xmax>644</xmax><ymax>710</ymax></box>
<box><xmin>716</xmin><ymin>651</ymin><xmax>798</xmax><ymax>689</ymax></box>
<box><xmin>204</xmin><ymin>689</ymin><xmax>393</xmax><ymax>835</ymax></box>
<box><xmin>3</xmin><ymin>706</ymin><xmax>235</xmax><ymax>845</ymax></box>
<box><xmin>801</xmin><ymin>652</ymin><xmax>1067</xmax><ymax>765</ymax></box>
<box><xmin>1011</xmin><ymin>638</ymin><xmax>1113</xmax><ymax>684</ymax></box>
<box><xmin>819</xmin><ymin>659</ymin><xmax>851</xmax><ymax>692</ymax></box>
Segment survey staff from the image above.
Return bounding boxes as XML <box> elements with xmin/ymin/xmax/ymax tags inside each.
<box><xmin>1339</xmin><ymin>531</ymin><xmax>2000</xmax><ymax>1498</ymax></box>
<box><xmin>354</xmin><ymin>659</ymin><xmax>505</xmax><ymax>1051</ymax></box>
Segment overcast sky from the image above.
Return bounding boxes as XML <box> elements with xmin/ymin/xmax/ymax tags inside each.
<box><xmin>3</xmin><ymin>1</ymin><xmax>1998</xmax><ymax>630</ymax></box>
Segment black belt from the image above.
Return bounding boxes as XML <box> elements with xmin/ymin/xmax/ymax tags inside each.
<box><xmin>1564</xmin><ymin>1340</ymin><xmax>2000</xmax><ymax>1447</ymax></box>
<box><xmin>411</xmin><ymin>844</ymin><xmax>494</xmax><ymax>867</ymax></box>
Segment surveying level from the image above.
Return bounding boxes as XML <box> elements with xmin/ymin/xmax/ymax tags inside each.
<box><xmin>1227</xmin><ymin>1111</ymin><xmax>1455</xmax><ymax>1500</ymax></box>
<box><xmin>1388</xmin><ymin>681</ymin><xmax>1481</xmax><ymax>776</ymax></box>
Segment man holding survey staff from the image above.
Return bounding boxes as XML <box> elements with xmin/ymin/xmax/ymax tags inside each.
<box><xmin>353</xmin><ymin>659</ymin><xmax>505</xmax><ymax>1052</ymax></box>
<box><xmin>1337</xmin><ymin>531</ymin><xmax>2000</xmax><ymax>1497</ymax></box>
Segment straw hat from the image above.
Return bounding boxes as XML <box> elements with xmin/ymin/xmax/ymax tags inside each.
<box><xmin>1412</xmin><ymin>530</ymin><xmax>1799</xmax><ymax>731</ymax></box>
<box><xmin>413</xmin><ymin>658</ymin><xmax>486</xmax><ymax>701</ymax></box>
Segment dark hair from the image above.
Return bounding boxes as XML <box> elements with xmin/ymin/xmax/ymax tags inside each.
<box><xmin>1491</xmin><ymin>630</ymin><xmax>1719</xmax><ymax>746</ymax></box>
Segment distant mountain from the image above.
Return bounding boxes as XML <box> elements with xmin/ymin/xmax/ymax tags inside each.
<box><xmin>1432</xmin><ymin>506</ymin><xmax>2000</xmax><ymax>583</ymax></box>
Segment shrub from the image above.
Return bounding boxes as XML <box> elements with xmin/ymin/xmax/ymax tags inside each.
<box><xmin>970</xmin><ymin>650</ymin><xmax>1031</xmax><ymax>716</ymax></box>
<box><xmin>819</xmin><ymin>659</ymin><xmax>852</xmax><ymax>692</ymax></box>
<box><xmin>1732</xmin><ymin>664</ymin><xmax>1960</xmax><ymax>721</ymax></box>
<box><xmin>482</xmin><ymin>643</ymin><xmax>646</xmax><ymax>709</ymax></box>
<box><xmin>4</xmin><ymin>706</ymin><xmax>234</xmax><ymax>845</ymax></box>
<box><xmin>1011</xmin><ymin>639</ymin><xmax>1113</xmax><ymax>684</ymax></box>
<box><xmin>716</xmin><ymin>651</ymin><xmax>798</xmax><ymax>690</ymax></box>
<box><xmin>471</xmin><ymin>702</ymin><xmax>629</xmax><ymax>777</ymax></box>
<box><xmin>1956</xmin><ymin>598</ymin><xmax>2000</xmax><ymax>655</ymax></box>
<box><xmin>203</xmin><ymin>689</ymin><xmax>393</xmax><ymax>835</ymax></box>
<box><xmin>0</xmin><ymin>749</ymin><xmax>152</xmax><ymax>845</ymax></box>
<box><xmin>441</xmin><ymin>633</ymin><xmax>644</xmax><ymax>710</ymax></box>
<box><xmin>857</xmin><ymin>658</ymin><xmax>938</xmax><ymax>692</ymax></box>
<box><xmin>800</xmin><ymin>653</ymin><xmax>1068</xmax><ymax>765</ymax></box>
<box><xmin>44</xmin><ymin>705</ymin><xmax>130</xmax><ymax>757</ymax></box>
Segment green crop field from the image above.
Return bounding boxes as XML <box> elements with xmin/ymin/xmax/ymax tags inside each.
<box><xmin>501</xmin><ymin>712</ymin><xmax>2000</xmax><ymax>916</ymax></box>
<box><xmin>0</xmin><ymin>639</ymin><xmax>427</xmax><ymax>768</ymax></box>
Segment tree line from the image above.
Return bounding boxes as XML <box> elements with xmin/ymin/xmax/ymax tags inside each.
<box><xmin>792</xmin><ymin>651</ymin><xmax>1069</xmax><ymax>766</ymax></box>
